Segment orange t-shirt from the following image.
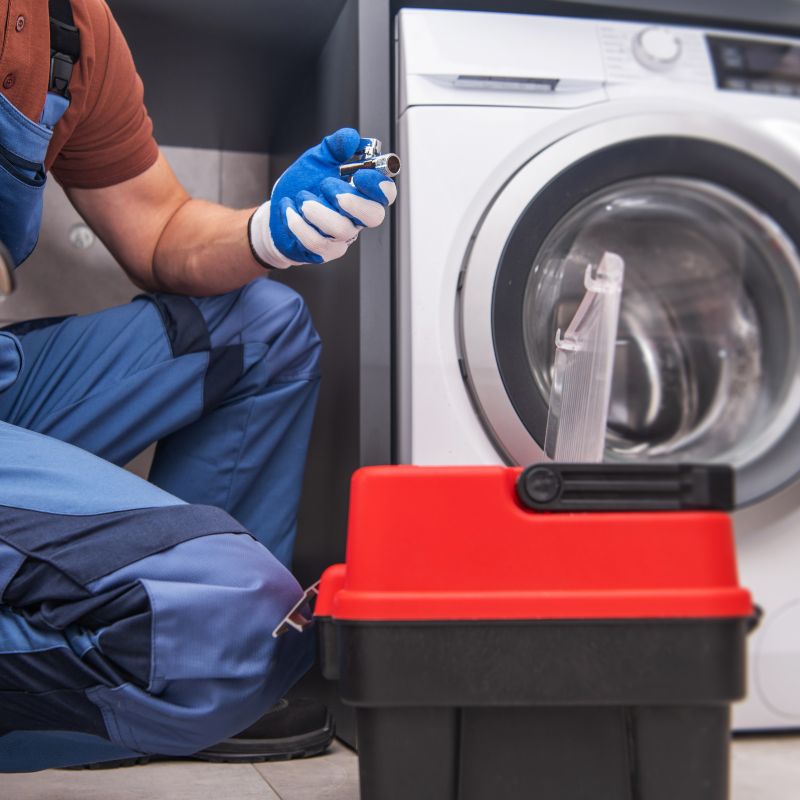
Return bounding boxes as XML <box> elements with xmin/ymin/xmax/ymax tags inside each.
<box><xmin>0</xmin><ymin>0</ymin><xmax>158</xmax><ymax>188</ymax></box>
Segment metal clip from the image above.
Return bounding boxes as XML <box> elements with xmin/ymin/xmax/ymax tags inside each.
<box><xmin>271</xmin><ymin>581</ymin><xmax>320</xmax><ymax>637</ymax></box>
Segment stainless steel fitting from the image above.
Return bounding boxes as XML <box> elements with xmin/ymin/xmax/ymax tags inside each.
<box><xmin>339</xmin><ymin>138</ymin><xmax>402</xmax><ymax>179</ymax></box>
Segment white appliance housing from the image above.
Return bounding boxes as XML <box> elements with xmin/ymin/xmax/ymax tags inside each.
<box><xmin>396</xmin><ymin>8</ymin><xmax>800</xmax><ymax>731</ymax></box>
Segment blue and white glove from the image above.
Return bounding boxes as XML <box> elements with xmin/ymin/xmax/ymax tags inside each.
<box><xmin>248</xmin><ymin>127</ymin><xmax>397</xmax><ymax>269</ymax></box>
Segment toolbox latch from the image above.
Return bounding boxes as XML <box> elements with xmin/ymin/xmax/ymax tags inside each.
<box><xmin>516</xmin><ymin>463</ymin><xmax>735</xmax><ymax>512</ymax></box>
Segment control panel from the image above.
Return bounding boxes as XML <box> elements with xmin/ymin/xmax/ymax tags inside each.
<box><xmin>708</xmin><ymin>35</ymin><xmax>800</xmax><ymax>97</ymax></box>
<box><xmin>598</xmin><ymin>24</ymin><xmax>713</xmax><ymax>85</ymax></box>
<box><xmin>599</xmin><ymin>23</ymin><xmax>800</xmax><ymax>97</ymax></box>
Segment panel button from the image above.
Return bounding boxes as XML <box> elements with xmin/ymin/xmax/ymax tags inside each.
<box><xmin>749</xmin><ymin>80</ymin><xmax>777</xmax><ymax>94</ymax></box>
<box><xmin>723</xmin><ymin>77</ymin><xmax>748</xmax><ymax>92</ymax></box>
<box><xmin>719</xmin><ymin>45</ymin><xmax>744</xmax><ymax>70</ymax></box>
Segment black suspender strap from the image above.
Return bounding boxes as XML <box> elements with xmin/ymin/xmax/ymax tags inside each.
<box><xmin>49</xmin><ymin>0</ymin><xmax>80</xmax><ymax>98</ymax></box>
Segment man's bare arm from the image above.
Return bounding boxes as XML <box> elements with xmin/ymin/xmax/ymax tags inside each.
<box><xmin>67</xmin><ymin>152</ymin><xmax>263</xmax><ymax>296</ymax></box>
<box><xmin>68</xmin><ymin>131</ymin><xmax>396</xmax><ymax>297</ymax></box>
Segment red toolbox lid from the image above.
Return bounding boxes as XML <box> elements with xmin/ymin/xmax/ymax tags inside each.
<box><xmin>316</xmin><ymin>466</ymin><xmax>752</xmax><ymax>622</ymax></box>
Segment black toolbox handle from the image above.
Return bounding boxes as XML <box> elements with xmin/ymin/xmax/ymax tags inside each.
<box><xmin>516</xmin><ymin>464</ymin><xmax>735</xmax><ymax>512</ymax></box>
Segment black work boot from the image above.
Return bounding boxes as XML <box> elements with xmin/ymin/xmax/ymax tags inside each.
<box><xmin>191</xmin><ymin>697</ymin><xmax>334</xmax><ymax>763</ymax></box>
<box><xmin>70</xmin><ymin>697</ymin><xmax>334</xmax><ymax>768</ymax></box>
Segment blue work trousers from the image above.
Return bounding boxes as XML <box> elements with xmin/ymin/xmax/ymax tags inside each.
<box><xmin>0</xmin><ymin>278</ymin><xmax>321</xmax><ymax>771</ymax></box>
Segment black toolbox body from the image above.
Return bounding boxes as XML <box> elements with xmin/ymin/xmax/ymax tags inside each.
<box><xmin>315</xmin><ymin>466</ymin><xmax>753</xmax><ymax>800</ymax></box>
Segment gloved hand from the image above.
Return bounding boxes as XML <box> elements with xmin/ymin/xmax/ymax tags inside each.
<box><xmin>248</xmin><ymin>127</ymin><xmax>397</xmax><ymax>269</ymax></box>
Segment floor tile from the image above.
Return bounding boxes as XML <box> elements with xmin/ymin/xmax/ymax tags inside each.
<box><xmin>254</xmin><ymin>742</ymin><xmax>359</xmax><ymax>800</ymax></box>
<box><xmin>732</xmin><ymin>735</ymin><xmax>800</xmax><ymax>800</ymax></box>
<box><xmin>4</xmin><ymin>735</ymin><xmax>800</xmax><ymax>799</ymax></box>
<box><xmin>1</xmin><ymin>761</ymin><xmax>279</xmax><ymax>800</ymax></box>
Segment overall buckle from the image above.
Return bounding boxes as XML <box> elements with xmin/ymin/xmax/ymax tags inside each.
<box><xmin>49</xmin><ymin>51</ymin><xmax>74</xmax><ymax>97</ymax></box>
<box><xmin>49</xmin><ymin>15</ymin><xmax>80</xmax><ymax>98</ymax></box>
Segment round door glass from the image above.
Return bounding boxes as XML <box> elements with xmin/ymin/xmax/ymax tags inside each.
<box><xmin>523</xmin><ymin>176</ymin><xmax>800</xmax><ymax>469</ymax></box>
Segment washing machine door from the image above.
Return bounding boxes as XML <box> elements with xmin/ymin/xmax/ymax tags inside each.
<box><xmin>459</xmin><ymin>120</ymin><xmax>800</xmax><ymax>506</ymax></box>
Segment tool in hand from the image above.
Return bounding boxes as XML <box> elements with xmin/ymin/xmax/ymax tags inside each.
<box><xmin>339</xmin><ymin>138</ymin><xmax>401</xmax><ymax>179</ymax></box>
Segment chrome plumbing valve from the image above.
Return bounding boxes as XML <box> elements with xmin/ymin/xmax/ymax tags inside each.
<box><xmin>339</xmin><ymin>138</ymin><xmax>401</xmax><ymax>179</ymax></box>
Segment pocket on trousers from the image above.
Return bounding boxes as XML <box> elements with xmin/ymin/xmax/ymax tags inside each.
<box><xmin>0</xmin><ymin>142</ymin><xmax>45</xmax><ymax>187</ymax></box>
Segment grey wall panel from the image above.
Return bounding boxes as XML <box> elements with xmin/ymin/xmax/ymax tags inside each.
<box><xmin>161</xmin><ymin>147</ymin><xmax>223</xmax><ymax>203</ymax></box>
<box><xmin>109</xmin><ymin>0</ymin><xmax>347</xmax><ymax>52</ymax></box>
<box><xmin>108</xmin><ymin>0</ymin><xmax>347</xmax><ymax>152</ymax></box>
<box><xmin>267</xmin><ymin>0</ymin><xmax>396</xmax><ymax>586</ymax></box>
<box><xmin>108</xmin><ymin>10</ymin><xmax>275</xmax><ymax>153</ymax></box>
<box><xmin>264</xmin><ymin>2</ymin><xmax>363</xmax><ymax>744</ymax></box>
<box><xmin>358</xmin><ymin>0</ymin><xmax>394</xmax><ymax>469</ymax></box>
<box><xmin>221</xmin><ymin>150</ymin><xmax>271</xmax><ymax>209</ymax></box>
<box><xmin>271</xmin><ymin>1</ymin><xmax>361</xmax><ymax>590</ymax></box>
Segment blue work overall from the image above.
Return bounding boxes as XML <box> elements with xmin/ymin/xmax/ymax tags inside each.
<box><xmin>0</xmin><ymin>3</ymin><xmax>320</xmax><ymax>773</ymax></box>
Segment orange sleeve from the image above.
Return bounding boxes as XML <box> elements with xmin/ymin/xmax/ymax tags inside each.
<box><xmin>50</xmin><ymin>0</ymin><xmax>159</xmax><ymax>189</ymax></box>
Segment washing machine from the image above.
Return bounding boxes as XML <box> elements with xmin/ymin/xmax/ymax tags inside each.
<box><xmin>396</xmin><ymin>8</ymin><xmax>800</xmax><ymax>730</ymax></box>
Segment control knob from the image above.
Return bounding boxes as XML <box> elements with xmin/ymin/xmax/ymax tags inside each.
<box><xmin>633</xmin><ymin>27</ymin><xmax>682</xmax><ymax>71</ymax></box>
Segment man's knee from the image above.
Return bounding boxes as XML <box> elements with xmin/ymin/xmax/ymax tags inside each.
<box><xmin>148</xmin><ymin>535</ymin><xmax>314</xmax><ymax>751</ymax></box>
<box><xmin>146</xmin><ymin>533</ymin><xmax>306</xmax><ymax>680</ymax></box>
<box><xmin>226</xmin><ymin>279</ymin><xmax>321</xmax><ymax>380</ymax></box>
<box><xmin>90</xmin><ymin>533</ymin><xmax>314</xmax><ymax>755</ymax></box>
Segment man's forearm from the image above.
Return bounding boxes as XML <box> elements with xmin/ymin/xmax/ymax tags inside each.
<box><xmin>67</xmin><ymin>154</ymin><xmax>268</xmax><ymax>295</ymax></box>
<box><xmin>67</xmin><ymin>133</ymin><xmax>395</xmax><ymax>298</ymax></box>
<box><xmin>151</xmin><ymin>199</ymin><xmax>265</xmax><ymax>296</ymax></box>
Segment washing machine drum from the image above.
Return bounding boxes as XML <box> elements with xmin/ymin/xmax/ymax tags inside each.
<box><xmin>460</xmin><ymin>138</ymin><xmax>800</xmax><ymax>506</ymax></box>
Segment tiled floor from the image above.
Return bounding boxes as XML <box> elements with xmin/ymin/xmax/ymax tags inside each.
<box><xmin>3</xmin><ymin>736</ymin><xmax>799</xmax><ymax>799</ymax></box>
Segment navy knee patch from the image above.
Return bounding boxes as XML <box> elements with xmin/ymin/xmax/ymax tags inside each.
<box><xmin>145</xmin><ymin>294</ymin><xmax>244</xmax><ymax>413</ymax></box>
<box><xmin>148</xmin><ymin>281</ymin><xmax>320</xmax><ymax>402</ymax></box>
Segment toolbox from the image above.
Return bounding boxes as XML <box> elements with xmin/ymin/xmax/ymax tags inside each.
<box><xmin>315</xmin><ymin>464</ymin><xmax>753</xmax><ymax>800</ymax></box>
